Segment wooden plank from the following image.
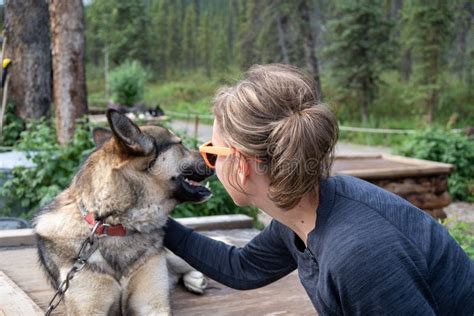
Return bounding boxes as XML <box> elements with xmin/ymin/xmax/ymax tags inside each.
<box><xmin>0</xmin><ymin>271</ymin><xmax>43</xmax><ymax>315</ymax></box>
<box><xmin>177</xmin><ymin>214</ymin><xmax>253</xmax><ymax>231</ymax></box>
<box><xmin>336</xmin><ymin>167</ymin><xmax>448</xmax><ymax>179</ymax></box>
<box><xmin>0</xmin><ymin>215</ymin><xmax>254</xmax><ymax>248</ymax></box>
<box><xmin>333</xmin><ymin>154</ymin><xmax>453</xmax><ymax>179</ymax></box>
<box><xmin>0</xmin><ymin>229</ymin><xmax>35</xmax><ymax>247</ymax></box>
<box><xmin>170</xmin><ymin>272</ymin><xmax>310</xmax><ymax>316</ymax></box>
<box><xmin>335</xmin><ymin>154</ymin><xmax>382</xmax><ymax>159</ymax></box>
<box><xmin>382</xmin><ymin>154</ymin><xmax>453</xmax><ymax>170</ymax></box>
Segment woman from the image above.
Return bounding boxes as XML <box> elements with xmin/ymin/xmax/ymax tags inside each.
<box><xmin>164</xmin><ymin>64</ymin><xmax>473</xmax><ymax>315</ymax></box>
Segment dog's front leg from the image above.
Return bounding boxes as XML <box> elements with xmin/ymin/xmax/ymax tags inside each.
<box><xmin>61</xmin><ymin>268</ymin><xmax>121</xmax><ymax>316</ymax></box>
<box><xmin>124</xmin><ymin>253</ymin><xmax>171</xmax><ymax>315</ymax></box>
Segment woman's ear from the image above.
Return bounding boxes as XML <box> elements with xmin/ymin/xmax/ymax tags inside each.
<box><xmin>237</xmin><ymin>152</ymin><xmax>250</xmax><ymax>186</ymax></box>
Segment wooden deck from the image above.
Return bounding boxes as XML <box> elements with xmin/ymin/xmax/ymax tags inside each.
<box><xmin>0</xmin><ymin>229</ymin><xmax>315</xmax><ymax>315</ymax></box>
<box><xmin>332</xmin><ymin>154</ymin><xmax>453</xmax><ymax>179</ymax></box>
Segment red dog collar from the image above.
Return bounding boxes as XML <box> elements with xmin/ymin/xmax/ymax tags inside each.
<box><xmin>84</xmin><ymin>213</ymin><xmax>127</xmax><ymax>237</ymax></box>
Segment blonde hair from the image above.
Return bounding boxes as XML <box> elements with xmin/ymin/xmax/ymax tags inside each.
<box><xmin>213</xmin><ymin>64</ymin><xmax>339</xmax><ymax>210</ymax></box>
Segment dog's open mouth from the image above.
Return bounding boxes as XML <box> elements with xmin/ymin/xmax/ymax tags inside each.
<box><xmin>173</xmin><ymin>174</ymin><xmax>213</xmax><ymax>204</ymax></box>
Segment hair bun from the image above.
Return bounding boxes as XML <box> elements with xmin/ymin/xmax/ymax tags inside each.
<box><xmin>212</xmin><ymin>64</ymin><xmax>339</xmax><ymax>209</ymax></box>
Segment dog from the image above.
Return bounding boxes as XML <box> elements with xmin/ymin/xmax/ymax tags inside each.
<box><xmin>34</xmin><ymin>109</ymin><xmax>214</xmax><ymax>315</ymax></box>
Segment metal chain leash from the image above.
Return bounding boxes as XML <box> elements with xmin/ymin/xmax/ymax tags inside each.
<box><xmin>45</xmin><ymin>221</ymin><xmax>102</xmax><ymax>316</ymax></box>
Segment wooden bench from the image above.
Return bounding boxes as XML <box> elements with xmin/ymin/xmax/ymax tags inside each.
<box><xmin>332</xmin><ymin>154</ymin><xmax>454</xmax><ymax>218</ymax></box>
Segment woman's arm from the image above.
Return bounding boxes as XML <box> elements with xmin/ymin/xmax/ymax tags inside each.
<box><xmin>164</xmin><ymin>218</ymin><xmax>297</xmax><ymax>290</ymax></box>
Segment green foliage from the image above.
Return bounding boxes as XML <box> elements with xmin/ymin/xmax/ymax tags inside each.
<box><xmin>395</xmin><ymin>128</ymin><xmax>474</xmax><ymax>201</ymax></box>
<box><xmin>325</xmin><ymin>0</ymin><xmax>393</xmax><ymax>122</ymax></box>
<box><xmin>109</xmin><ymin>61</ymin><xmax>148</xmax><ymax>106</ymax></box>
<box><xmin>181</xmin><ymin>3</ymin><xmax>198</xmax><ymax>69</ymax></box>
<box><xmin>173</xmin><ymin>175</ymin><xmax>258</xmax><ymax>220</ymax></box>
<box><xmin>85</xmin><ymin>0</ymin><xmax>150</xmax><ymax>66</ymax></box>
<box><xmin>197</xmin><ymin>12</ymin><xmax>213</xmax><ymax>77</ymax></box>
<box><xmin>0</xmin><ymin>119</ymin><xmax>94</xmax><ymax>219</ymax></box>
<box><xmin>442</xmin><ymin>219</ymin><xmax>474</xmax><ymax>259</ymax></box>
<box><xmin>0</xmin><ymin>102</ymin><xmax>24</xmax><ymax>147</ymax></box>
<box><xmin>329</xmin><ymin>70</ymin><xmax>473</xmax><ymax>147</ymax></box>
<box><xmin>143</xmin><ymin>70</ymin><xmax>241</xmax><ymax>115</ymax></box>
<box><xmin>400</xmin><ymin>0</ymin><xmax>454</xmax><ymax>123</ymax></box>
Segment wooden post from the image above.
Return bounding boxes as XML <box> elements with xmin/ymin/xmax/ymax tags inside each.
<box><xmin>194</xmin><ymin>114</ymin><xmax>199</xmax><ymax>140</ymax></box>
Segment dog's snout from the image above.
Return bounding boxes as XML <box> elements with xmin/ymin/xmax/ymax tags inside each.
<box><xmin>190</xmin><ymin>150</ymin><xmax>214</xmax><ymax>177</ymax></box>
<box><xmin>196</xmin><ymin>158</ymin><xmax>215</xmax><ymax>177</ymax></box>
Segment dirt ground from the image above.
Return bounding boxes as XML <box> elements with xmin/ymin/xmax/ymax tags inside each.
<box><xmin>444</xmin><ymin>202</ymin><xmax>474</xmax><ymax>223</ymax></box>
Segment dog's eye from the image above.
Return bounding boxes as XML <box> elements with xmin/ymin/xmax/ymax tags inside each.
<box><xmin>146</xmin><ymin>157</ymin><xmax>157</xmax><ymax>171</ymax></box>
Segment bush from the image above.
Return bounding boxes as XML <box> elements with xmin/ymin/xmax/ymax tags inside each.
<box><xmin>172</xmin><ymin>174</ymin><xmax>258</xmax><ymax>219</ymax></box>
<box><xmin>0</xmin><ymin>118</ymin><xmax>94</xmax><ymax>219</ymax></box>
<box><xmin>442</xmin><ymin>219</ymin><xmax>474</xmax><ymax>259</ymax></box>
<box><xmin>395</xmin><ymin>128</ymin><xmax>474</xmax><ymax>201</ymax></box>
<box><xmin>0</xmin><ymin>102</ymin><xmax>24</xmax><ymax>147</ymax></box>
<box><xmin>109</xmin><ymin>60</ymin><xmax>148</xmax><ymax>106</ymax></box>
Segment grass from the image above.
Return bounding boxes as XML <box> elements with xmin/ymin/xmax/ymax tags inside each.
<box><xmin>442</xmin><ymin>219</ymin><xmax>474</xmax><ymax>259</ymax></box>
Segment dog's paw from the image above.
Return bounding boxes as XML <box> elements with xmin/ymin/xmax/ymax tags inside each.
<box><xmin>183</xmin><ymin>270</ymin><xmax>207</xmax><ymax>294</ymax></box>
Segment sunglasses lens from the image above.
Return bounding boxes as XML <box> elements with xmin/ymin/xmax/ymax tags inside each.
<box><xmin>207</xmin><ymin>153</ymin><xmax>217</xmax><ymax>167</ymax></box>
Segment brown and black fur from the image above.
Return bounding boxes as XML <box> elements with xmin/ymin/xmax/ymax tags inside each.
<box><xmin>34</xmin><ymin>110</ymin><xmax>214</xmax><ymax>315</ymax></box>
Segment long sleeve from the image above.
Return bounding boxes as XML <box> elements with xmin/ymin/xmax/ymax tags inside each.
<box><xmin>164</xmin><ymin>218</ymin><xmax>297</xmax><ymax>290</ymax></box>
<box><xmin>320</xmin><ymin>231</ymin><xmax>473</xmax><ymax>316</ymax></box>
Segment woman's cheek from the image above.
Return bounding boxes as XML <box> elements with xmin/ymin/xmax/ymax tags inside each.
<box><xmin>215</xmin><ymin>157</ymin><xmax>225</xmax><ymax>183</ymax></box>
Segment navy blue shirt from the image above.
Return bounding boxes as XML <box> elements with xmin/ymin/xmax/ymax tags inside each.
<box><xmin>165</xmin><ymin>175</ymin><xmax>474</xmax><ymax>315</ymax></box>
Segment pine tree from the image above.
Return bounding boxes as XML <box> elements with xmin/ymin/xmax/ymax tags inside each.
<box><xmin>182</xmin><ymin>3</ymin><xmax>197</xmax><ymax>70</ymax></box>
<box><xmin>165</xmin><ymin>0</ymin><xmax>182</xmax><ymax>76</ymax></box>
<box><xmin>325</xmin><ymin>0</ymin><xmax>392</xmax><ymax>122</ymax></box>
<box><xmin>197</xmin><ymin>12</ymin><xmax>212</xmax><ymax>77</ymax></box>
<box><xmin>85</xmin><ymin>0</ymin><xmax>150</xmax><ymax>67</ymax></box>
<box><xmin>255</xmin><ymin>0</ymin><xmax>281</xmax><ymax>64</ymax></box>
<box><xmin>236</xmin><ymin>0</ymin><xmax>260</xmax><ymax>69</ymax></box>
<box><xmin>401</xmin><ymin>0</ymin><xmax>454</xmax><ymax>123</ymax></box>
<box><xmin>212</xmin><ymin>18</ymin><xmax>229</xmax><ymax>72</ymax></box>
<box><xmin>149</xmin><ymin>0</ymin><xmax>168</xmax><ymax>77</ymax></box>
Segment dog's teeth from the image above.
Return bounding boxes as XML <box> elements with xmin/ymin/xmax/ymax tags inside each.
<box><xmin>205</xmin><ymin>181</ymin><xmax>210</xmax><ymax>189</ymax></box>
<box><xmin>184</xmin><ymin>178</ymin><xmax>200</xmax><ymax>186</ymax></box>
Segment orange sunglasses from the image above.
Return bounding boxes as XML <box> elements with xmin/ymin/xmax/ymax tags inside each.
<box><xmin>199</xmin><ymin>140</ymin><xmax>234</xmax><ymax>169</ymax></box>
<box><xmin>199</xmin><ymin>140</ymin><xmax>264</xmax><ymax>169</ymax></box>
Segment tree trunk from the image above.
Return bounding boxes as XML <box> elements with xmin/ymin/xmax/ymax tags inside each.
<box><xmin>4</xmin><ymin>0</ymin><xmax>51</xmax><ymax>121</ymax></box>
<box><xmin>454</xmin><ymin>1</ymin><xmax>472</xmax><ymax>82</ymax></box>
<box><xmin>275</xmin><ymin>12</ymin><xmax>290</xmax><ymax>64</ymax></box>
<box><xmin>50</xmin><ymin>0</ymin><xmax>88</xmax><ymax>145</ymax></box>
<box><xmin>401</xmin><ymin>48</ymin><xmax>412</xmax><ymax>83</ymax></box>
<box><xmin>296</xmin><ymin>0</ymin><xmax>323</xmax><ymax>102</ymax></box>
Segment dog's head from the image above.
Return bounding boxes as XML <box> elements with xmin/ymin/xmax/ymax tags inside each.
<box><xmin>74</xmin><ymin>110</ymin><xmax>213</xmax><ymax>228</ymax></box>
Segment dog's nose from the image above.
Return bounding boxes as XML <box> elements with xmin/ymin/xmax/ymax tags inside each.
<box><xmin>196</xmin><ymin>158</ymin><xmax>214</xmax><ymax>178</ymax></box>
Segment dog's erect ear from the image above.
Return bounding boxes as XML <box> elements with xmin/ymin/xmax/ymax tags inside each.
<box><xmin>92</xmin><ymin>127</ymin><xmax>113</xmax><ymax>148</ymax></box>
<box><xmin>106</xmin><ymin>109</ymin><xmax>154</xmax><ymax>156</ymax></box>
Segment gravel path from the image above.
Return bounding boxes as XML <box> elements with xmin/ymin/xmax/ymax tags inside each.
<box><xmin>444</xmin><ymin>202</ymin><xmax>474</xmax><ymax>223</ymax></box>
